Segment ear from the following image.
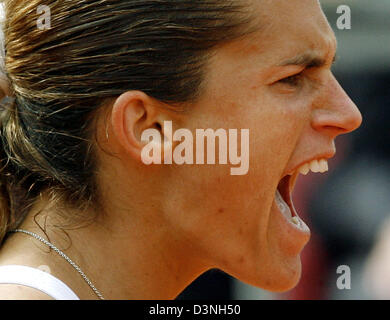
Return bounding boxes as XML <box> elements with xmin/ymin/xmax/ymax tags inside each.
<box><xmin>110</xmin><ymin>91</ymin><xmax>171</xmax><ymax>163</ymax></box>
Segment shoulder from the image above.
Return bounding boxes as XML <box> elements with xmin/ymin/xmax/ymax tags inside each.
<box><xmin>0</xmin><ymin>284</ymin><xmax>54</xmax><ymax>300</ymax></box>
<box><xmin>0</xmin><ymin>265</ymin><xmax>80</xmax><ymax>300</ymax></box>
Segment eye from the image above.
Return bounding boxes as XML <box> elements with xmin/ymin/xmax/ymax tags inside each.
<box><xmin>278</xmin><ymin>72</ymin><xmax>304</xmax><ymax>86</ymax></box>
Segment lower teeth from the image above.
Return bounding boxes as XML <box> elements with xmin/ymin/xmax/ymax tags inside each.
<box><xmin>275</xmin><ymin>189</ymin><xmax>292</xmax><ymax>218</ymax></box>
<box><xmin>276</xmin><ymin>189</ymin><xmax>301</xmax><ymax>226</ymax></box>
<box><xmin>291</xmin><ymin>216</ymin><xmax>300</xmax><ymax>226</ymax></box>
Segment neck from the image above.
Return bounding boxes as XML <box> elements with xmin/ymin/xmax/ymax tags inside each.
<box><xmin>70</xmin><ymin>211</ymin><xmax>209</xmax><ymax>299</ymax></box>
<box><xmin>1</xmin><ymin>198</ymin><xmax>209</xmax><ymax>300</ymax></box>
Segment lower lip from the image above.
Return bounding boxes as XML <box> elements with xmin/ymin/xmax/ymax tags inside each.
<box><xmin>272</xmin><ymin>198</ymin><xmax>311</xmax><ymax>256</ymax></box>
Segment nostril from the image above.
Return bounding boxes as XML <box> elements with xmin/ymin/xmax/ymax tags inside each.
<box><xmin>318</xmin><ymin>125</ymin><xmax>349</xmax><ymax>139</ymax></box>
<box><xmin>311</xmin><ymin>104</ymin><xmax>363</xmax><ymax>138</ymax></box>
<box><xmin>324</xmin><ymin>125</ymin><xmax>349</xmax><ymax>134</ymax></box>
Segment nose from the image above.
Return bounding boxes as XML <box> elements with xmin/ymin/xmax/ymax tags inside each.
<box><xmin>311</xmin><ymin>75</ymin><xmax>363</xmax><ymax>139</ymax></box>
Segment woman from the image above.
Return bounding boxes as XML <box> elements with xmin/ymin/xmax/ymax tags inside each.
<box><xmin>0</xmin><ymin>0</ymin><xmax>362</xmax><ymax>299</ymax></box>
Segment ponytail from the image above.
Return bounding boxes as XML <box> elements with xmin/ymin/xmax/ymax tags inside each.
<box><xmin>0</xmin><ymin>124</ymin><xmax>11</xmax><ymax>243</ymax></box>
<box><xmin>0</xmin><ymin>2</ymin><xmax>19</xmax><ymax>244</ymax></box>
<box><xmin>0</xmin><ymin>0</ymin><xmax>11</xmax><ymax>241</ymax></box>
<box><xmin>0</xmin><ymin>88</ymin><xmax>15</xmax><ymax>243</ymax></box>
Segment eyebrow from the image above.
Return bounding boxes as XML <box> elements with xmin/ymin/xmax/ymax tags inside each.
<box><xmin>279</xmin><ymin>52</ymin><xmax>337</xmax><ymax>68</ymax></box>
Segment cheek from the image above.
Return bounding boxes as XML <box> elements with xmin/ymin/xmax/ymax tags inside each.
<box><xmin>171</xmin><ymin>167</ymin><xmax>260</xmax><ymax>221</ymax></box>
<box><xmin>258</xmin><ymin>95</ymin><xmax>311</xmax><ymax>156</ymax></box>
<box><xmin>248</xmin><ymin>111</ymin><xmax>300</xmax><ymax>179</ymax></box>
<box><xmin>162</xmin><ymin>166</ymin><xmax>266</xmax><ymax>256</ymax></box>
<box><xmin>163</xmin><ymin>91</ymin><xmax>311</xmax><ymax>263</ymax></box>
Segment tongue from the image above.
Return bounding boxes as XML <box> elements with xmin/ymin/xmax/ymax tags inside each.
<box><xmin>275</xmin><ymin>189</ymin><xmax>292</xmax><ymax>219</ymax></box>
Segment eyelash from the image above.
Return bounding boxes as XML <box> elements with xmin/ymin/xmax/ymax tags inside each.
<box><xmin>278</xmin><ymin>72</ymin><xmax>304</xmax><ymax>87</ymax></box>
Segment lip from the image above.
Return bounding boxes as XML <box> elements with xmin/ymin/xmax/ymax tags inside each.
<box><xmin>287</xmin><ymin>171</ymin><xmax>300</xmax><ymax>199</ymax></box>
<box><xmin>273</xmin><ymin>188</ymin><xmax>311</xmax><ymax>256</ymax></box>
<box><xmin>282</xmin><ymin>151</ymin><xmax>336</xmax><ymax>178</ymax></box>
<box><xmin>276</xmin><ymin>197</ymin><xmax>310</xmax><ymax>234</ymax></box>
<box><xmin>271</xmin><ymin>150</ymin><xmax>335</xmax><ymax>255</ymax></box>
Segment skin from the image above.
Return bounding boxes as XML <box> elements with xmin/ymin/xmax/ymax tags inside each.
<box><xmin>0</xmin><ymin>0</ymin><xmax>362</xmax><ymax>299</ymax></box>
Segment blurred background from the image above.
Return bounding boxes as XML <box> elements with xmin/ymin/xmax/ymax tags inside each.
<box><xmin>178</xmin><ymin>0</ymin><xmax>390</xmax><ymax>300</ymax></box>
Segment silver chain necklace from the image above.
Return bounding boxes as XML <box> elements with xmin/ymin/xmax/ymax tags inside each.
<box><xmin>11</xmin><ymin>229</ymin><xmax>105</xmax><ymax>300</ymax></box>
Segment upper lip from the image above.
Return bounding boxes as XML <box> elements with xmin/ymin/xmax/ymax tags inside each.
<box><xmin>281</xmin><ymin>151</ymin><xmax>336</xmax><ymax>179</ymax></box>
<box><xmin>276</xmin><ymin>151</ymin><xmax>336</xmax><ymax>207</ymax></box>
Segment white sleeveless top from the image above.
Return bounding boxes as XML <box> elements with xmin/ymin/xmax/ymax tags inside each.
<box><xmin>0</xmin><ymin>265</ymin><xmax>80</xmax><ymax>300</ymax></box>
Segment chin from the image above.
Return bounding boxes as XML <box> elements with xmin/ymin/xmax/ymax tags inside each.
<box><xmin>264</xmin><ymin>255</ymin><xmax>303</xmax><ymax>292</ymax></box>
<box><xmin>233</xmin><ymin>254</ymin><xmax>303</xmax><ymax>293</ymax></box>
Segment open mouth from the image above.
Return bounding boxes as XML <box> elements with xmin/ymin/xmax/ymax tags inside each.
<box><xmin>275</xmin><ymin>158</ymin><xmax>329</xmax><ymax>229</ymax></box>
<box><xmin>276</xmin><ymin>173</ymin><xmax>300</xmax><ymax>226</ymax></box>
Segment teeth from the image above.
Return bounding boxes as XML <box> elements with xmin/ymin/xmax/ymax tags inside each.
<box><xmin>297</xmin><ymin>159</ymin><xmax>328</xmax><ymax>176</ymax></box>
<box><xmin>310</xmin><ymin>159</ymin><xmax>320</xmax><ymax>173</ymax></box>
<box><xmin>275</xmin><ymin>189</ymin><xmax>292</xmax><ymax>218</ymax></box>
<box><xmin>291</xmin><ymin>216</ymin><xmax>300</xmax><ymax>226</ymax></box>
<box><xmin>298</xmin><ymin>163</ymin><xmax>310</xmax><ymax>175</ymax></box>
<box><xmin>319</xmin><ymin>159</ymin><xmax>328</xmax><ymax>173</ymax></box>
<box><xmin>275</xmin><ymin>190</ymin><xmax>304</xmax><ymax>228</ymax></box>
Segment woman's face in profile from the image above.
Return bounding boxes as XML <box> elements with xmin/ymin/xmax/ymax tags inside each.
<box><xmin>160</xmin><ymin>0</ymin><xmax>362</xmax><ymax>292</ymax></box>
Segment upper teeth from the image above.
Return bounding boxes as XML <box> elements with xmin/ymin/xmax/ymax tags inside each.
<box><xmin>297</xmin><ymin>159</ymin><xmax>328</xmax><ymax>175</ymax></box>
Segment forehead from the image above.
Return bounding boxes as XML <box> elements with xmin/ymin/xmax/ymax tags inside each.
<box><xmin>223</xmin><ymin>0</ymin><xmax>337</xmax><ymax>65</ymax></box>
<box><xmin>200</xmin><ymin>0</ymin><xmax>337</xmax><ymax>98</ymax></box>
